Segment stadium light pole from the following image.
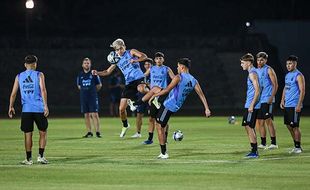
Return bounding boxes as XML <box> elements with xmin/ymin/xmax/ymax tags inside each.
<box><xmin>25</xmin><ymin>0</ymin><xmax>34</xmax><ymax>41</ymax></box>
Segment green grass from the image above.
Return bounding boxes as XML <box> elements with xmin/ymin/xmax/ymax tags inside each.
<box><xmin>0</xmin><ymin>116</ymin><xmax>310</xmax><ymax>190</ymax></box>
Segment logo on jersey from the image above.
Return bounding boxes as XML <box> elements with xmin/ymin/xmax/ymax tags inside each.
<box><xmin>22</xmin><ymin>75</ymin><xmax>34</xmax><ymax>94</ymax></box>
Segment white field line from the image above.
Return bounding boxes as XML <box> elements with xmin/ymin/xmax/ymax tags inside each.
<box><xmin>0</xmin><ymin>155</ymin><xmax>309</xmax><ymax>167</ymax></box>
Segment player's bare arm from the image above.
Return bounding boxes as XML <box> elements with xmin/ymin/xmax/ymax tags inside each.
<box><xmin>92</xmin><ymin>64</ymin><xmax>117</xmax><ymax>77</ymax></box>
<box><xmin>8</xmin><ymin>75</ymin><xmax>19</xmax><ymax>118</ymax></box>
<box><xmin>268</xmin><ymin>68</ymin><xmax>278</xmax><ymax>104</ymax></box>
<box><xmin>167</xmin><ymin>67</ymin><xmax>175</xmax><ymax>79</ymax></box>
<box><xmin>130</xmin><ymin>49</ymin><xmax>147</xmax><ymax>63</ymax></box>
<box><xmin>39</xmin><ymin>72</ymin><xmax>49</xmax><ymax>117</ymax></box>
<box><xmin>296</xmin><ymin>74</ymin><xmax>305</xmax><ymax>112</ymax></box>
<box><xmin>148</xmin><ymin>75</ymin><xmax>181</xmax><ymax>105</ymax></box>
<box><xmin>249</xmin><ymin>73</ymin><xmax>260</xmax><ymax>112</ymax></box>
<box><xmin>194</xmin><ymin>82</ymin><xmax>211</xmax><ymax>117</ymax></box>
<box><xmin>280</xmin><ymin>88</ymin><xmax>285</xmax><ymax>109</ymax></box>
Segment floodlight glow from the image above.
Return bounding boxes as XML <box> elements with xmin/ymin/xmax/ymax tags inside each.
<box><xmin>245</xmin><ymin>22</ymin><xmax>251</xmax><ymax>27</ymax></box>
<box><xmin>26</xmin><ymin>0</ymin><xmax>34</xmax><ymax>9</ymax></box>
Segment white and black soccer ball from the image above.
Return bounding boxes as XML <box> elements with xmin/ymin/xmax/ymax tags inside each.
<box><xmin>228</xmin><ymin>116</ymin><xmax>236</xmax><ymax>124</ymax></box>
<box><xmin>173</xmin><ymin>130</ymin><xmax>184</xmax><ymax>141</ymax></box>
<box><xmin>107</xmin><ymin>51</ymin><xmax>120</xmax><ymax>64</ymax></box>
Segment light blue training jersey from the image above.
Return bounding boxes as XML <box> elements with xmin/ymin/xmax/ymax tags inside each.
<box><xmin>18</xmin><ymin>70</ymin><xmax>44</xmax><ymax>113</ymax></box>
<box><xmin>285</xmin><ymin>69</ymin><xmax>303</xmax><ymax>108</ymax></box>
<box><xmin>164</xmin><ymin>73</ymin><xmax>197</xmax><ymax>112</ymax></box>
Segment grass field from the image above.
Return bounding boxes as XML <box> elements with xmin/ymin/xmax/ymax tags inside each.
<box><xmin>0</xmin><ymin>116</ymin><xmax>310</xmax><ymax>190</ymax></box>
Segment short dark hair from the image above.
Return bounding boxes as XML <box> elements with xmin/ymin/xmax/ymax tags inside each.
<box><xmin>144</xmin><ymin>58</ymin><xmax>153</xmax><ymax>64</ymax></box>
<box><xmin>256</xmin><ymin>52</ymin><xmax>268</xmax><ymax>59</ymax></box>
<box><xmin>25</xmin><ymin>55</ymin><xmax>38</xmax><ymax>64</ymax></box>
<box><xmin>240</xmin><ymin>53</ymin><xmax>254</xmax><ymax>63</ymax></box>
<box><xmin>178</xmin><ymin>58</ymin><xmax>191</xmax><ymax>69</ymax></box>
<box><xmin>287</xmin><ymin>55</ymin><xmax>298</xmax><ymax>62</ymax></box>
<box><xmin>154</xmin><ymin>52</ymin><xmax>164</xmax><ymax>58</ymax></box>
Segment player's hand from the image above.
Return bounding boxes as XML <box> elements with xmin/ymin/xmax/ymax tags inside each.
<box><xmin>205</xmin><ymin>109</ymin><xmax>211</xmax><ymax>118</ymax></box>
<box><xmin>91</xmin><ymin>70</ymin><xmax>98</xmax><ymax>75</ymax></box>
<box><xmin>44</xmin><ymin>105</ymin><xmax>49</xmax><ymax>117</ymax></box>
<box><xmin>248</xmin><ymin>105</ymin><xmax>254</xmax><ymax>113</ymax></box>
<box><xmin>8</xmin><ymin>107</ymin><xmax>15</xmax><ymax>118</ymax></box>
<box><xmin>280</xmin><ymin>101</ymin><xmax>285</xmax><ymax>109</ymax></box>
<box><xmin>295</xmin><ymin>105</ymin><xmax>302</xmax><ymax>113</ymax></box>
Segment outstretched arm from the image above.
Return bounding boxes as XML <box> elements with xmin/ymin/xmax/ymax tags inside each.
<box><xmin>194</xmin><ymin>82</ymin><xmax>211</xmax><ymax>117</ymax></box>
<box><xmin>92</xmin><ymin>64</ymin><xmax>117</xmax><ymax>77</ymax></box>
<box><xmin>148</xmin><ymin>75</ymin><xmax>181</xmax><ymax>104</ymax></box>
<box><xmin>130</xmin><ymin>49</ymin><xmax>147</xmax><ymax>63</ymax></box>
<box><xmin>8</xmin><ymin>76</ymin><xmax>19</xmax><ymax>118</ymax></box>
<box><xmin>39</xmin><ymin>73</ymin><xmax>49</xmax><ymax>117</ymax></box>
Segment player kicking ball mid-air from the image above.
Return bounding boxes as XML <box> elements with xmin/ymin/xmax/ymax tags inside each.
<box><xmin>133</xmin><ymin>52</ymin><xmax>175</xmax><ymax>144</ymax></box>
<box><xmin>149</xmin><ymin>58</ymin><xmax>211</xmax><ymax>159</ymax></box>
<box><xmin>8</xmin><ymin>55</ymin><xmax>49</xmax><ymax>165</ymax></box>
<box><xmin>92</xmin><ymin>38</ymin><xmax>148</xmax><ymax>138</ymax></box>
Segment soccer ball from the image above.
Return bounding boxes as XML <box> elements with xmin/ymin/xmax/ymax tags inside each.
<box><xmin>173</xmin><ymin>130</ymin><xmax>184</xmax><ymax>141</ymax></box>
<box><xmin>228</xmin><ymin>116</ymin><xmax>236</xmax><ymax>124</ymax></box>
<box><xmin>107</xmin><ymin>51</ymin><xmax>120</xmax><ymax>64</ymax></box>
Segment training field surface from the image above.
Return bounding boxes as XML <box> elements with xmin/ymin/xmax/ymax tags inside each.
<box><xmin>0</xmin><ymin>116</ymin><xmax>310</xmax><ymax>190</ymax></box>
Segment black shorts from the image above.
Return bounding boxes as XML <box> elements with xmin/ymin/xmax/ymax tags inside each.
<box><xmin>150</xmin><ymin>95</ymin><xmax>167</xmax><ymax>118</ymax></box>
<box><xmin>156</xmin><ymin>105</ymin><xmax>174</xmax><ymax>128</ymax></box>
<box><xmin>81</xmin><ymin>97</ymin><xmax>99</xmax><ymax>113</ymax></box>
<box><xmin>257</xmin><ymin>103</ymin><xmax>274</xmax><ymax>120</ymax></box>
<box><xmin>242</xmin><ymin>109</ymin><xmax>259</xmax><ymax>129</ymax></box>
<box><xmin>284</xmin><ymin>107</ymin><xmax>301</xmax><ymax>128</ymax></box>
<box><xmin>136</xmin><ymin>102</ymin><xmax>149</xmax><ymax>114</ymax></box>
<box><xmin>21</xmin><ymin>113</ymin><xmax>48</xmax><ymax>133</ymax></box>
<box><xmin>121</xmin><ymin>78</ymin><xmax>144</xmax><ymax>100</ymax></box>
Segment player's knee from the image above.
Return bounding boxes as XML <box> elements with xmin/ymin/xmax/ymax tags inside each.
<box><xmin>119</xmin><ymin>106</ymin><xmax>126</xmax><ymax>113</ymax></box>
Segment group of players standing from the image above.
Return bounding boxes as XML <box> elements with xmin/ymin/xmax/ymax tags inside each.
<box><xmin>240</xmin><ymin>52</ymin><xmax>305</xmax><ymax>158</ymax></box>
<box><xmin>7</xmin><ymin>38</ymin><xmax>305</xmax><ymax>164</ymax></box>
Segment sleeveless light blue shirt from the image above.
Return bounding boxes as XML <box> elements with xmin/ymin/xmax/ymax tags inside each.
<box><xmin>150</xmin><ymin>65</ymin><xmax>168</xmax><ymax>88</ymax></box>
<box><xmin>285</xmin><ymin>69</ymin><xmax>302</xmax><ymax>108</ymax></box>
<box><xmin>164</xmin><ymin>73</ymin><xmax>197</xmax><ymax>112</ymax></box>
<box><xmin>257</xmin><ymin>64</ymin><xmax>274</xmax><ymax>103</ymax></box>
<box><xmin>115</xmin><ymin>50</ymin><xmax>144</xmax><ymax>85</ymax></box>
<box><xmin>244</xmin><ymin>67</ymin><xmax>261</xmax><ymax>109</ymax></box>
<box><xmin>18</xmin><ymin>70</ymin><xmax>44</xmax><ymax>113</ymax></box>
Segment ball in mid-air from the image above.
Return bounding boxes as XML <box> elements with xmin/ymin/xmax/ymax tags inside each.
<box><xmin>107</xmin><ymin>51</ymin><xmax>120</xmax><ymax>64</ymax></box>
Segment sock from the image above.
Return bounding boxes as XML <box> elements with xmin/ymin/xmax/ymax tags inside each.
<box><xmin>148</xmin><ymin>132</ymin><xmax>153</xmax><ymax>141</ymax></box>
<box><xmin>251</xmin><ymin>143</ymin><xmax>257</xmax><ymax>153</ymax></box>
<box><xmin>122</xmin><ymin>120</ymin><xmax>128</xmax><ymax>128</ymax></box>
<box><xmin>295</xmin><ymin>141</ymin><xmax>301</xmax><ymax>148</ymax></box>
<box><xmin>160</xmin><ymin>144</ymin><xmax>166</xmax><ymax>154</ymax></box>
<box><xmin>137</xmin><ymin>131</ymin><xmax>140</xmax><ymax>134</ymax></box>
<box><xmin>39</xmin><ymin>148</ymin><xmax>44</xmax><ymax>158</ymax></box>
<box><xmin>271</xmin><ymin>137</ymin><xmax>276</xmax><ymax>145</ymax></box>
<box><xmin>294</xmin><ymin>140</ymin><xmax>297</xmax><ymax>147</ymax></box>
<box><xmin>26</xmin><ymin>151</ymin><xmax>32</xmax><ymax>161</ymax></box>
<box><xmin>261</xmin><ymin>137</ymin><xmax>266</xmax><ymax>146</ymax></box>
